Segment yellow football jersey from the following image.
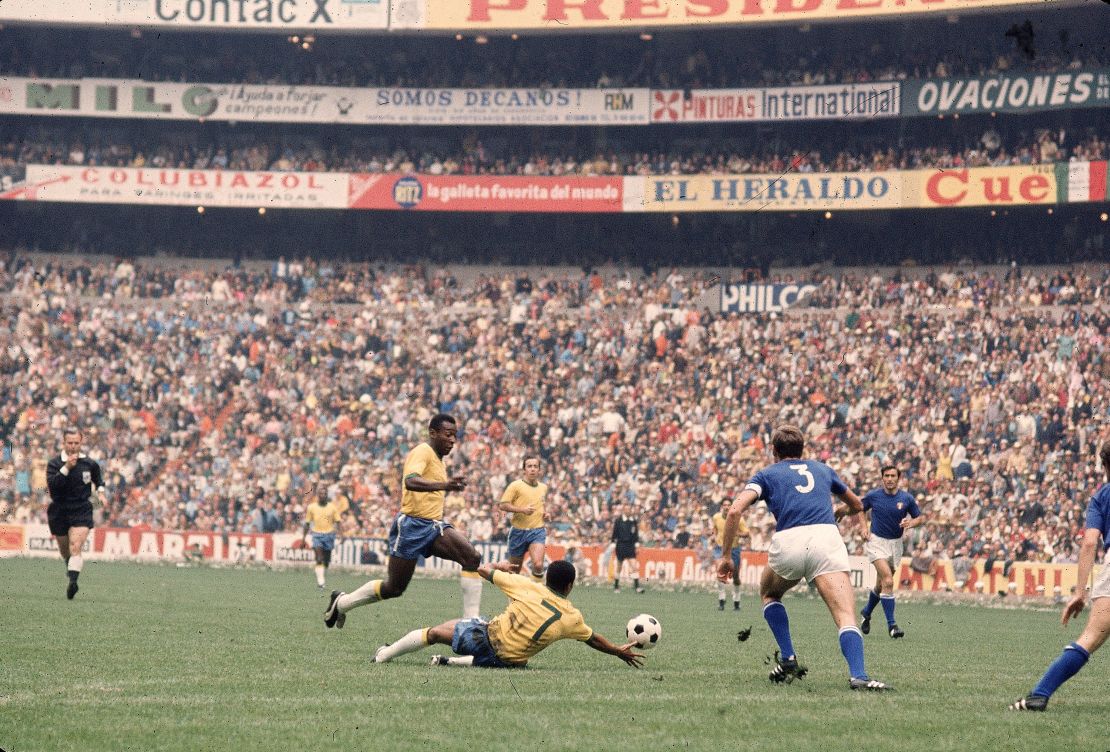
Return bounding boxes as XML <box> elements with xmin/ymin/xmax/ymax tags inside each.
<box><xmin>401</xmin><ymin>442</ymin><xmax>447</xmax><ymax>520</ymax></box>
<box><xmin>501</xmin><ymin>479</ymin><xmax>548</xmax><ymax>530</ymax></box>
<box><xmin>331</xmin><ymin>493</ymin><xmax>350</xmax><ymax>515</ymax></box>
<box><xmin>305</xmin><ymin>502</ymin><xmax>342</xmax><ymax>534</ymax></box>
<box><xmin>486</xmin><ymin>571</ymin><xmax>593</xmax><ymax>666</ymax></box>
<box><xmin>713</xmin><ymin>511</ymin><xmax>748</xmax><ymax>550</ymax></box>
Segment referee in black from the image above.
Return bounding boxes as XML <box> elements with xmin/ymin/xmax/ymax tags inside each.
<box><xmin>611</xmin><ymin>502</ymin><xmax>644</xmax><ymax>594</ymax></box>
<box><xmin>46</xmin><ymin>428</ymin><xmax>104</xmax><ymax>599</ymax></box>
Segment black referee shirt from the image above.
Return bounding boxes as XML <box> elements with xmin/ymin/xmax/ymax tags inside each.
<box><xmin>46</xmin><ymin>453</ymin><xmax>104</xmax><ymax>506</ymax></box>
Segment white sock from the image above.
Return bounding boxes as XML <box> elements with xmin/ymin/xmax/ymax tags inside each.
<box><xmin>338</xmin><ymin>580</ymin><xmax>382</xmax><ymax>613</ymax></box>
<box><xmin>733</xmin><ymin>586</ymin><xmax>742</xmax><ymax>602</ymax></box>
<box><xmin>315</xmin><ymin>565</ymin><xmax>326</xmax><ymax>587</ymax></box>
<box><xmin>717</xmin><ymin>584</ymin><xmax>726</xmax><ymax>600</ymax></box>
<box><xmin>68</xmin><ymin>555</ymin><xmax>84</xmax><ymax>573</ymax></box>
<box><xmin>460</xmin><ymin>572</ymin><xmax>483</xmax><ymax>619</ymax></box>
<box><xmin>446</xmin><ymin>656</ymin><xmax>474</xmax><ymax>667</ymax></box>
<box><xmin>375</xmin><ymin>628</ymin><xmax>429</xmax><ymax>663</ymax></box>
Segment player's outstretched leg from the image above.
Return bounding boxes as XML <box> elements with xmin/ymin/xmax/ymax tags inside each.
<box><xmin>326</xmin><ymin>557</ymin><xmax>417</xmax><ymax>628</ymax></box>
<box><xmin>813</xmin><ymin>572</ymin><xmax>894</xmax><ymax>690</ymax></box>
<box><xmin>430</xmin><ymin>655</ymin><xmax>474</xmax><ymax>667</ymax></box>
<box><xmin>375</xmin><ymin>621</ymin><xmax>457</xmax><ymax>663</ymax></box>
<box><xmin>1010</xmin><ymin>598</ymin><xmax>1110</xmax><ymax>710</ymax></box>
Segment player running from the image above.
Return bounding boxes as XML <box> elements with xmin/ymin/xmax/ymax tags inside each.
<box><xmin>853</xmin><ymin>465</ymin><xmax>923</xmax><ymax>638</ymax></box>
<box><xmin>1010</xmin><ymin>441</ymin><xmax>1110</xmax><ymax>711</ymax></box>
<box><xmin>324</xmin><ymin>413</ymin><xmax>483</xmax><ymax>628</ymax></box>
<box><xmin>372</xmin><ymin>560</ymin><xmax>643</xmax><ymax>670</ymax></box>
<box><xmin>499</xmin><ymin>455</ymin><xmax>549</xmax><ymax>581</ymax></box>
<box><xmin>717</xmin><ymin>425</ymin><xmax>893</xmax><ymax>691</ymax></box>
<box><xmin>712</xmin><ymin>504</ymin><xmax>749</xmax><ymax>611</ymax></box>
<box><xmin>302</xmin><ymin>484</ymin><xmax>344</xmax><ymax>591</ymax></box>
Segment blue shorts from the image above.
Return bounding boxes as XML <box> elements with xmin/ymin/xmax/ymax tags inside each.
<box><xmin>452</xmin><ymin>618</ymin><xmax>514</xmax><ymax>669</ymax></box>
<box><xmin>312</xmin><ymin>532</ymin><xmax>336</xmax><ymax>552</ymax></box>
<box><xmin>508</xmin><ymin>527</ymin><xmax>547</xmax><ymax>559</ymax></box>
<box><xmin>388</xmin><ymin>514</ymin><xmax>451</xmax><ymax>560</ymax></box>
<box><xmin>713</xmin><ymin>546</ymin><xmax>742</xmax><ymax>569</ymax></box>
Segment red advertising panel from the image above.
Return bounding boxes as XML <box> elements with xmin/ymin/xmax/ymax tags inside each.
<box><xmin>348</xmin><ymin>173</ymin><xmax>624</xmax><ymax>212</ymax></box>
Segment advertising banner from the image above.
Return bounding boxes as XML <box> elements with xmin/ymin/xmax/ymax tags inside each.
<box><xmin>409</xmin><ymin>0</ymin><xmax>1062</xmax><ymax>31</ymax></box>
<box><xmin>0</xmin><ymin>523</ymin><xmax>24</xmax><ymax>552</ymax></box>
<box><xmin>348</xmin><ymin>173</ymin><xmax>625</xmax><ymax>211</ymax></box>
<box><xmin>364</xmin><ymin>87</ymin><xmax>649</xmax><ymax>125</ymax></box>
<box><xmin>6</xmin><ymin>165</ymin><xmax>349</xmax><ymax>209</ymax></box>
<box><xmin>904</xmin><ymin>69</ymin><xmax>1110</xmax><ymax>116</ymax></box>
<box><xmin>1</xmin><ymin>524</ymin><xmax>276</xmax><ymax>562</ymax></box>
<box><xmin>627</xmin><ymin>172</ymin><xmax>902</xmax><ymax>212</ymax></box>
<box><xmin>909</xmin><ymin>165</ymin><xmax>1057</xmax><ymax>208</ymax></box>
<box><xmin>651</xmin><ymin>82</ymin><xmax>899</xmax><ymax>123</ymax></box>
<box><xmin>721</xmin><ymin>283</ymin><xmax>818</xmax><ymax>313</ymax></box>
<box><xmin>0</xmin><ymin>0</ymin><xmax>389</xmax><ymax>30</ymax></box>
<box><xmin>0</xmin><ymin>77</ymin><xmax>648</xmax><ymax>126</ymax></box>
<box><xmin>894</xmin><ymin>557</ymin><xmax>1099</xmax><ymax>597</ymax></box>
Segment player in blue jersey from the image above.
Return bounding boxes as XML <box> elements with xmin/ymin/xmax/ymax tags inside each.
<box><xmin>854</xmin><ymin>465</ymin><xmax>923</xmax><ymax>639</ymax></box>
<box><xmin>1010</xmin><ymin>442</ymin><xmax>1110</xmax><ymax>711</ymax></box>
<box><xmin>717</xmin><ymin>425</ymin><xmax>893</xmax><ymax>691</ymax></box>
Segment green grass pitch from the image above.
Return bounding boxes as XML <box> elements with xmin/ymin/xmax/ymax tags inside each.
<box><xmin>1</xmin><ymin>558</ymin><xmax>1105</xmax><ymax>752</ymax></box>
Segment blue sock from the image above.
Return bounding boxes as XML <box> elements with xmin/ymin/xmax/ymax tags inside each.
<box><xmin>839</xmin><ymin>626</ymin><xmax>868</xmax><ymax>679</ymax></box>
<box><xmin>880</xmin><ymin>594</ymin><xmax>896</xmax><ymax>626</ymax></box>
<box><xmin>861</xmin><ymin>590</ymin><xmax>881</xmax><ymax>618</ymax></box>
<box><xmin>762</xmin><ymin>602</ymin><xmax>796</xmax><ymax>660</ymax></box>
<box><xmin>1031</xmin><ymin>643</ymin><xmax>1090</xmax><ymax>699</ymax></box>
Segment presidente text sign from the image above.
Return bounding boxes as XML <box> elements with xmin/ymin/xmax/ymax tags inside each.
<box><xmin>409</xmin><ymin>0</ymin><xmax>1064</xmax><ymax>30</ymax></box>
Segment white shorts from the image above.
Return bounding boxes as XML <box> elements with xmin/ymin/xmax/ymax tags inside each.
<box><xmin>864</xmin><ymin>535</ymin><xmax>904</xmax><ymax>568</ymax></box>
<box><xmin>1091</xmin><ymin>561</ymin><xmax>1110</xmax><ymax>601</ymax></box>
<box><xmin>768</xmin><ymin>524</ymin><xmax>851</xmax><ymax>582</ymax></box>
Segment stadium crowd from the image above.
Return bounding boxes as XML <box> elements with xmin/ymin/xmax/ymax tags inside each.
<box><xmin>1</xmin><ymin>254</ymin><xmax>1107</xmax><ymax>575</ymax></box>
<box><xmin>2</xmin><ymin>128</ymin><xmax>1105</xmax><ymax>178</ymax></box>
<box><xmin>2</xmin><ymin>13</ymin><xmax>1107</xmax><ymax>89</ymax></box>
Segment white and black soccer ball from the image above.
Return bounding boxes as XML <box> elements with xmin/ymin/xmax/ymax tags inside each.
<box><xmin>626</xmin><ymin>613</ymin><xmax>661</xmax><ymax>650</ymax></box>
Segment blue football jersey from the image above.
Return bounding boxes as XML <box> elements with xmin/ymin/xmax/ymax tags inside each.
<box><xmin>745</xmin><ymin>459</ymin><xmax>847</xmax><ymax>532</ymax></box>
<box><xmin>861</xmin><ymin>489</ymin><xmax>921</xmax><ymax>539</ymax></box>
<box><xmin>1084</xmin><ymin>482</ymin><xmax>1110</xmax><ymax>551</ymax></box>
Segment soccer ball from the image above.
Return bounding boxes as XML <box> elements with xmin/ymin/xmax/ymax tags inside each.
<box><xmin>626</xmin><ymin>613</ymin><xmax>662</xmax><ymax>650</ymax></box>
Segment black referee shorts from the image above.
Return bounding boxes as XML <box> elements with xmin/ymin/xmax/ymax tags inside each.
<box><xmin>47</xmin><ymin>503</ymin><xmax>95</xmax><ymax>537</ymax></box>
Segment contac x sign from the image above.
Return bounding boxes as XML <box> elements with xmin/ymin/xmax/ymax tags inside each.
<box><xmin>0</xmin><ymin>0</ymin><xmax>388</xmax><ymax>29</ymax></box>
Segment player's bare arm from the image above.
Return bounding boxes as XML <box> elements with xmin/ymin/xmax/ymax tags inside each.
<box><xmin>477</xmin><ymin>560</ymin><xmax>517</xmax><ymax>582</ymax></box>
<box><xmin>718</xmin><ymin>489</ymin><xmax>757</xmax><ymax>580</ymax></box>
<box><xmin>899</xmin><ymin>513</ymin><xmax>925</xmax><ymax>529</ymax></box>
<box><xmin>585</xmin><ymin>633</ymin><xmax>644</xmax><ymax>668</ymax></box>
<box><xmin>834</xmin><ymin>488</ymin><xmax>864</xmax><ymax>519</ymax></box>
<box><xmin>405</xmin><ymin>475</ymin><xmax>467</xmax><ymax>493</ymax></box>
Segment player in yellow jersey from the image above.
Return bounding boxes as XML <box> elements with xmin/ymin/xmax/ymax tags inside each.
<box><xmin>302</xmin><ymin>484</ymin><xmax>344</xmax><ymax>590</ymax></box>
<box><xmin>499</xmin><ymin>456</ymin><xmax>549</xmax><ymax>580</ymax></box>
<box><xmin>712</xmin><ymin>503</ymin><xmax>750</xmax><ymax>611</ymax></box>
<box><xmin>372</xmin><ymin>560</ymin><xmax>644</xmax><ymax>669</ymax></box>
<box><xmin>325</xmin><ymin>413</ymin><xmax>483</xmax><ymax>628</ymax></box>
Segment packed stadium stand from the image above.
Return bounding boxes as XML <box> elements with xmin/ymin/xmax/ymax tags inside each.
<box><xmin>1</xmin><ymin>0</ymin><xmax>1107</xmax><ymax>582</ymax></box>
